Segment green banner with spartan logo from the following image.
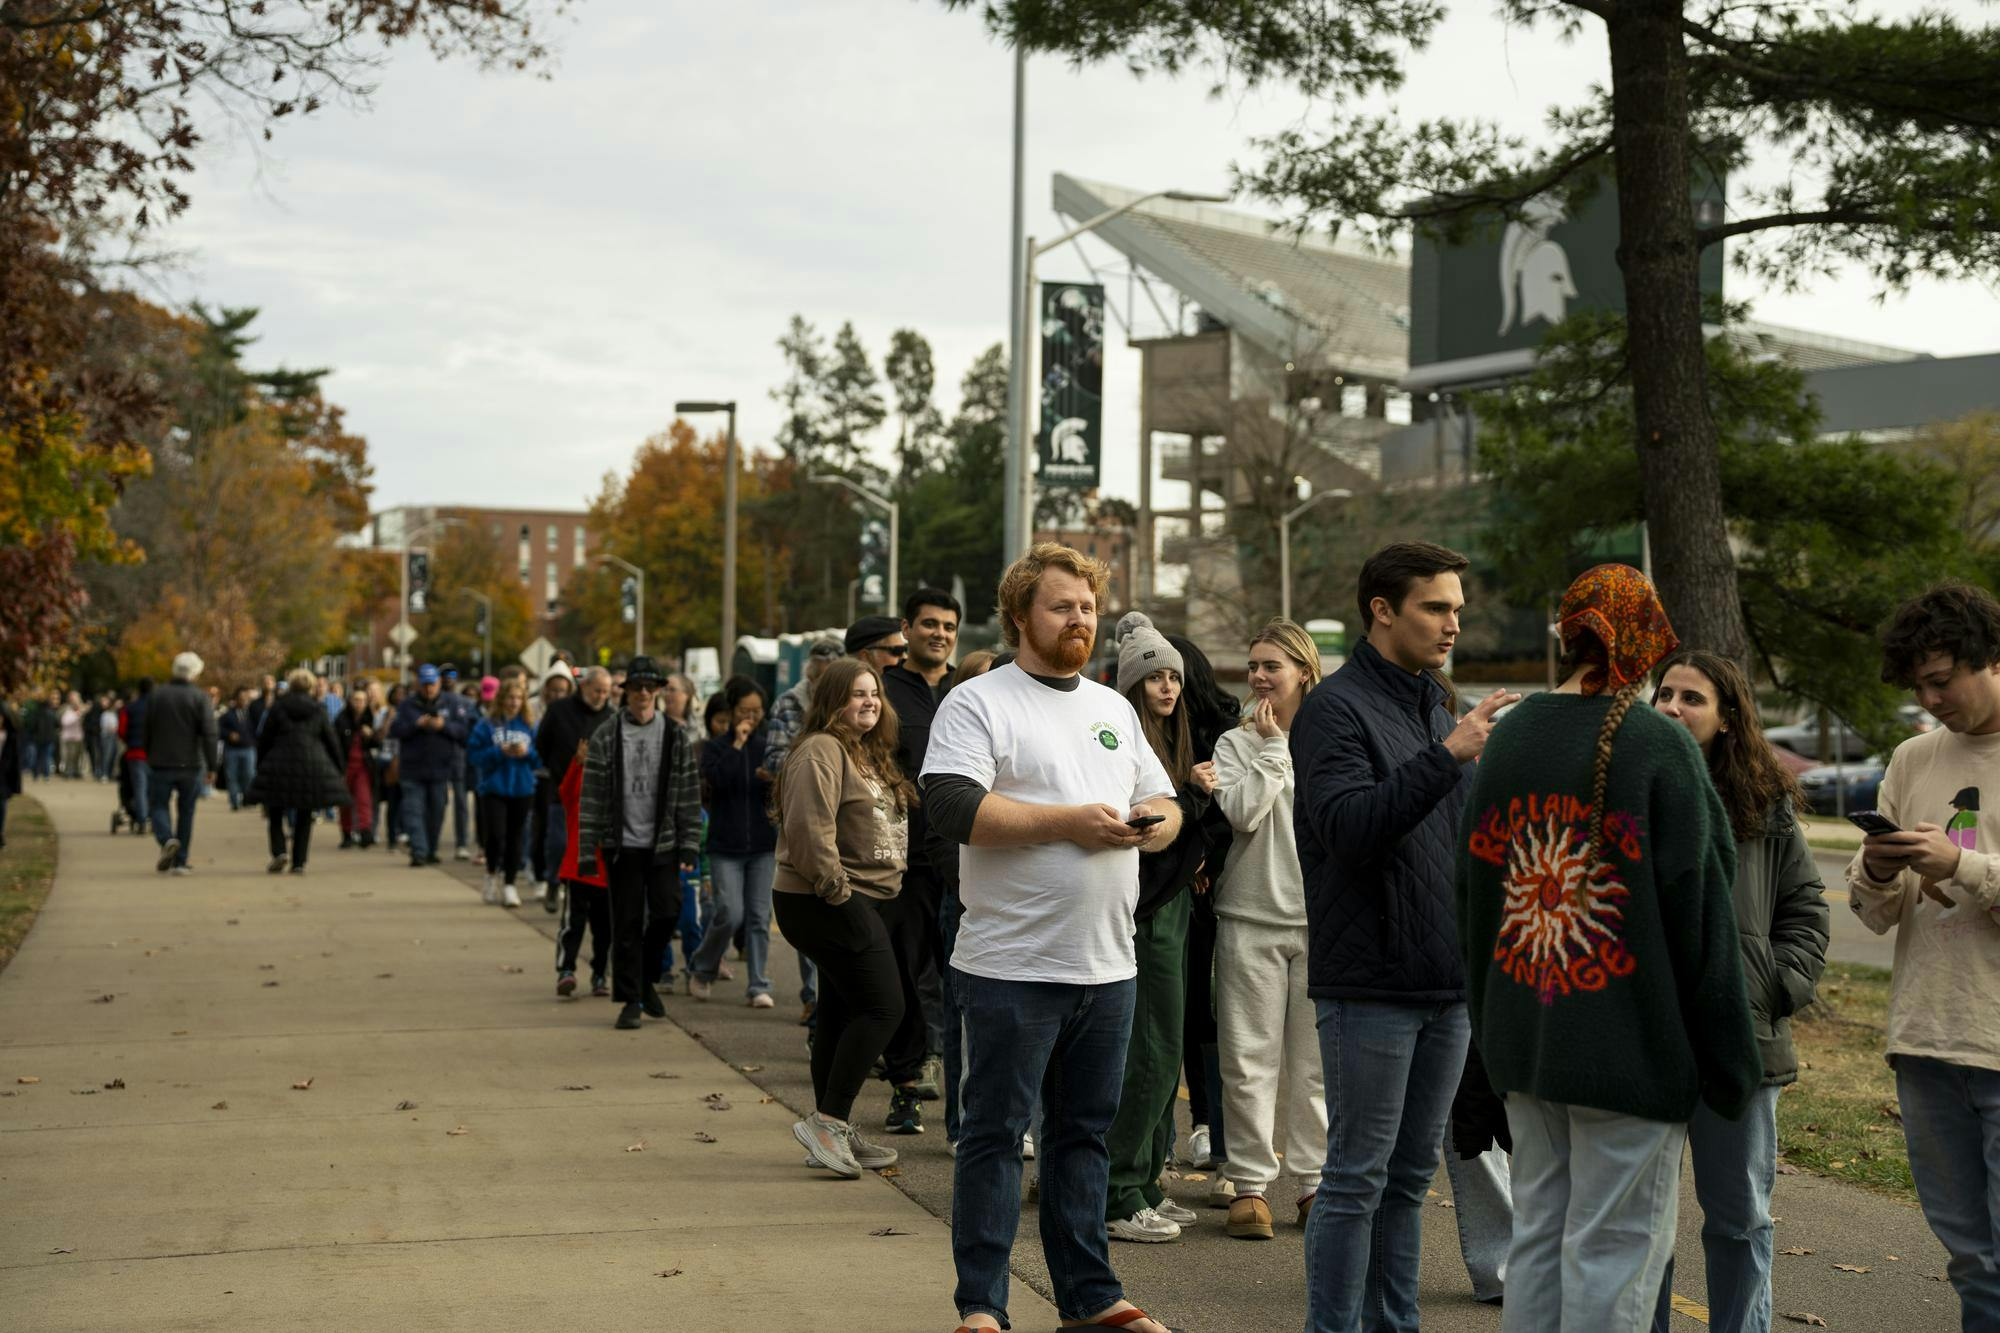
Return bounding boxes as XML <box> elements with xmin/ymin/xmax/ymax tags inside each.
<box><xmin>1036</xmin><ymin>281</ymin><xmax>1105</xmax><ymax>489</ymax></box>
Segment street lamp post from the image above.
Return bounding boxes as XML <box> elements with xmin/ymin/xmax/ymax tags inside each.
<box><xmin>810</xmin><ymin>474</ymin><xmax>898</xmax><ymax>614</ymax></box>
<box><xmin>396</xmin><ymin>514</ymin><xmax>462</xmax><ymax>685</ymax></box>
<box><xmin>1279</xmin><ymin>487</ymin><xmax>1353</xmax><ymax>624</ymax></box>
<box><xmin>676</xmin><ymin>400</ymin><xmax>739</xmax><ymax>663</ymax></box>
<box><xmin>1010</xmin><ymin>186</ymin><xmax>1231</xmax><ymax>563</ymax></box>
<box><xmin>456</xmin><ymin>589</ymin><xmax>493</xmax><ymax>674</ymax></box>
<box><xmin>597</xmin><ymin>553</ymin><xmax>645</xmax><ymax>660</ymax></box>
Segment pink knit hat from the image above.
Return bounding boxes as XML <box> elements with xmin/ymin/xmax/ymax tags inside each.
<box><xmin>478</xmin><ymin>675</ymin><xmax>500</xmax><ymax>701</ymax></box>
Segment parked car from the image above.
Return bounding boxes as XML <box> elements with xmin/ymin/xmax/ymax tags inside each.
<box><xmin>1798</xmin><ymin>757</ymin><xmax>1886</xmax><ymax>816</ymax></box>
<box><xmin>1767</xmin><ymin>705</ymin><xmax>1934</xmax><ymax>763</ymax></box>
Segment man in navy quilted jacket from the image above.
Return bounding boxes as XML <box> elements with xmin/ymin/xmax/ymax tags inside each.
<box><xmin>1291</xmin><ymin>542</ymin><xmax>1517</xmax><ymax>1333</ymax></box>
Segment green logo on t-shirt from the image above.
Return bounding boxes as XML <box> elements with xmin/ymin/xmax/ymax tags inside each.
<box><xmin>1090</xmin><ymin>723</ymin><xmax>1121</xmax><ymax>751</ymax></box>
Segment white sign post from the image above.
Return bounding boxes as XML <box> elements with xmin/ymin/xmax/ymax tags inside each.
<box><xmin>519</xmin><ymin>636</ymin><xmax>558</xmax><ymax>681</ymax></box>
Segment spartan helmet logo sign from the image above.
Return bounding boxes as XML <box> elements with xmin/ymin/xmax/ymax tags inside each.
<box><xmin>1498</xmin><ymin>197</ymin><xmax>1579</xmax><ymax>335</ymax></box>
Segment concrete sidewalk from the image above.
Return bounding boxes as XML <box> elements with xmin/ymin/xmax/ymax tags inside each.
<box><xmin>0</xmin><ymin>782</ymin><xmax>1037</xmax><ymax>1332</ymax></box>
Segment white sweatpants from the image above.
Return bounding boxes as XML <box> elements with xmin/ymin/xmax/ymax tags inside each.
<box><xmin>1216</xmin><ymin>916</ymin><xmax>1326</xmax><ymax>1199</ymax></box>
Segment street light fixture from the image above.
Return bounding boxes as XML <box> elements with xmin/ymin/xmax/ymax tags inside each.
<box><xmin>597</xmin><ymin>552</ymin><xmax>645</xmax><ymax>660</ymax></box>
<box><xmin>676</xmin><ymin>400</ymin><xmax>739</xmax><ymax>661</ymax></box>
<box><xmin>1007</xmin><ymin>186</ymin><xmax>1232</xmax><ymax>564</ymax></box>
<box><xmin>809</xmin><ymin>473</ymin><xmax>898</xmax><ymax>616</ymax></box>
<box><xmin>1280</xmin><ymin>486</ymin><xmax>1353</xmax><ymax>624</ymax></box>
<box><xmin>456</xmin><ymin>589</ymin><xmax>493</xmax><ymax>674</ymax></box>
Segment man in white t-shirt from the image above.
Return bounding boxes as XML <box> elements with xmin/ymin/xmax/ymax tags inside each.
<box><xmin>922</xmin><ymin>543</ymin><xmax>1180</xmax><ymax>1333</ymax></box>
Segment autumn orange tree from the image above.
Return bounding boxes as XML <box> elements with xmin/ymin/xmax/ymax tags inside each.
<box><xmin>560</xmin><ymin>422</ymin><xmax>785</xmax><ymax>664</ymax></box>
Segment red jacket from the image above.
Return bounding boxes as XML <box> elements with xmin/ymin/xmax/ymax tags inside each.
<box><xmin>558</xmin><ymin>760</ymin><xmax>606</xmax><ymax>887</ymax></box>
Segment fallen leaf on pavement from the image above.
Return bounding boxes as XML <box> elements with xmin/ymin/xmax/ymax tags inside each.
<box><xmin>1827</xmin><ymin>1159</ymin><xmax>1847</xmax><ymax>1168</ymax></box>
<box><xmin>879</xmin><ymin>1166</ymin><xmax>902</xmax><ymax>1178</ymax></box>
<box><xmin>559</xmin><ymin>1084</ymin><xmax>592</xmax><ymax>1091</ymax></box>
<box><xmin>171</xmin><ymin>1030</ymin><xmax>188</xmax><ymax>1036</ymax></box>
<box><xmin>291</xmin><ymin>1077</ymin><xmax>314</xmax><ymax>1091</ymax></box>
<box><xmin>657</xmin><ymin>1268</ymin><xmax>683</xmax><ymax>1278</ymax></box>
<box><xmin>693</xmin><ymin>1131</ymin><xmax>717</xmax><ymax>1143</ymax></box>
<box><xmin>625</xmin><ymin>1140</ymin><xmax>647</xmax><ymax>1152</ymax></box>
<box><xmin>376</xmin><ymin>974</ymin><xmax>394</xmax><ymax>980</ymax></box>
<box><xmin>648</xmin><ymin>1072</ymin><xmax>680</xmax><ymax>1080</ymax></box>
<box><xmin>1888</xmin><ymin>1254</ymin><xmax>1901</xmax><ymax>1261</ymax></box>
<box><xmin>258</xmin><ymin>964</ymin><xmax>276</xmax><ymax>971</ymax></box>
<box><xmin>1184</xmin><ymin>1173</ymin><xmax>1206</xmax><ymax>1182</ymax></box>
<box><xmin>499</xmin><ymin>965</ymin><xmax>525</xmax><ymax>974</ymax></box>
<box><xmin>1776</xmin><ymin>1161</ymin><xmax>1803</xmax><ymax>1176</ymax></box>
<box><xmin>211</xmin><ymin>1101</ymin><xmax>229</xmax><ymax>1110</ymax></box>
<box><xmin>445</xmin><ymin>1125</ymin><xmax>471</xmax><ymax>1136</ymax></box>
<box><xmin>737</xmin><ymin>1064</ymin><xmax>763</xmax><ymax>1073</ymax></box>
<box><xmin>1832</xmin><ymin>1263</ymin><xmax>1871</xmax><ymax>1274</ymax></box>
<box><xmin>758</xmin><ymin>1096</ymin><xmax>776</xmax><ymax>1104</ymax></box>
<box><xmin>49</xmin><ymin>1247</ymin><xmax>74</xmax><ymax>1255</ymax></box>
<box><xmin>1782</xmin><ymin>1315</ymin><xmax>1828</xmax><ymax>1328</ymax></box>
<box><xmin>395</xmin><ymin>1100</ymin><xmax>418</xmax><ymax>1111</ymax></box>
<box><xmin>103</xmin><ymin>1078</ymin><xmax>125</xmax><ymax>1090</ymax></box>
<box><xmin>1435</xmin><ymin>1199</ymin><xmax>1455</xmax><ymax>1208</ymax></box>
<box><xmin>93</xmin><ymin>994</ymin><xmax>115</xmax><ymax>1004</ymax></box>
<box><xmin>262</xmin><ymin>980</ymin><xmax>280</xmax><ymax>988</ymax></box>
<box><xmin>703</xmin><ymin>1093</ymin><xmax>732</xmax><ymax>1111</ymax></box>
<box><xmin>226</xmin><ymin>919</ymin><xmax>239</xmax><ymax>925</ymax></box>
<box><xmin>869</xmin><ymin>1227</ymin><xmax>912</xmax><ymax>1237</ymax></box>
<box><xmin>1780</xmin><ymin>1246</ymin><xmax>1814</xmax><ymax>1256</ymax></box>
<box><xmin>17</xmin><ymin>1076</ymin><xmax>40</xmax><ymax>1085</ymax></box>
<box><xmin>71</xmin><ymin>1088</ymin><xmax>98</xmax><ymax>1095</ymax></box>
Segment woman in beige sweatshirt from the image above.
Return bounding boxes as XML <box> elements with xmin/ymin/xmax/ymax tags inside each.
<box><xmin>1212</xmin><ymin>617</ymin><xmax>1327</xmax><ymax>1239</ymax></box>
<box><xmin>772</xmin><ymin>657</ymin><xmax>913</xmax><ymax>1180</ymax></box>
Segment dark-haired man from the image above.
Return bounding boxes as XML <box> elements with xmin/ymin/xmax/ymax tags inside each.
<box><xmin>1291</xmin><ymin>541</ymin><xmax>1517</xmax><ymax>1331</ymax></box>
<box><xmin>878</xmin><ymin>588</ymin><xmax>962</xmax><ymax>1127</ymax></box>
<box><xmin>1851</xmin><ymin>580</ymin><xmax>2000</xmax><ymax>1327</ymax></box>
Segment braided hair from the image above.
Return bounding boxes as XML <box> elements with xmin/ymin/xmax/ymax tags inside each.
<box><xmin>1587</xmin><ymin>682</ymin><xmax>1644</xmax><ymax>872</ymax></box>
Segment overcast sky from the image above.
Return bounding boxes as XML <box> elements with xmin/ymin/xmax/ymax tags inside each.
<box><xmin>166</xmin><ymin>0</ymin><xmax>2000</xmax><ymax>517</ymax></box>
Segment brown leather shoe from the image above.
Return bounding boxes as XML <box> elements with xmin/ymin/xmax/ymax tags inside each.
<box><xmin>1226</xmin><ymin>1194</ymin><xmax>1275</xmax><ymax>1240</ymax></box>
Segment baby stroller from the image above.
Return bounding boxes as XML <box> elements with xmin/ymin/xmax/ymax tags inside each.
<box><xmin>108</xmin><ymin>751</ymin><xmax>148</xmax><ymax>836</ymax></box>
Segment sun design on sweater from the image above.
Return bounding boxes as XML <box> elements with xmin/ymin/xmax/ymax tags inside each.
<box><xmin>1494</xmin><ymin>810</ymin><xmax>1636</xmax><ymax>1005</ymax></box>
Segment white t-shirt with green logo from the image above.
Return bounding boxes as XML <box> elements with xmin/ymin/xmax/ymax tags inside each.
<box><xmin>923</xmin><ymin>662</ymin><xmax>1175</xmax><ymax>985</ymax></box>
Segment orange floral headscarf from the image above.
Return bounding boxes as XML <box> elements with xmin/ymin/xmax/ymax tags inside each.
<box><xmin>1558</xmin><ymin>564</ymin><xmax>1679</xmax><ymax>697</ymax></box>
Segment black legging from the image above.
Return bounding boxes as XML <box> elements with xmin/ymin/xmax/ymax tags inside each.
<box><xmin>480</xmin><ymin>793</ymin><xmax>532</xmax><ymax>884</ymax></box>
<box><xmin>875</xmin><ymin>864</ymin><xmax>941</xmax><ymax>1084</ymax></box>
<box><xmin>775</xmin><ymin>890</ymin><xmax>904</xmax><ymax>1122</ymax></box>
<box><xmin>1183</xmin><ymin>889</ymin><xmax>1227</xmax><ymax>1154</ymax></box>
<box><xmin>267</xmin><ymin>807</ymin><xmax>314</xmax><ymax>869</ymax></box>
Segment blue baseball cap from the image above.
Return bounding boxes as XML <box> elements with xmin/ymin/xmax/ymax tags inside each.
<box><xmin>416</xmin><ymin>664</ymin><xmax>440</xmax><ymax>685</ymax></box>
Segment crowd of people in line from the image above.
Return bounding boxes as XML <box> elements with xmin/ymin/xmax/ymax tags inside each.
<box><xmin>1</xmin><ymin>540</ymin><xmax>1995</xmax><ymax>1333</ymax></box>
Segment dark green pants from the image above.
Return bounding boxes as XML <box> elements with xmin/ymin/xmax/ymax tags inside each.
<box><xmin>1104</xmin><ymin>890</ymin><xmax>1191</xmax><ymax>1221</ymax></box>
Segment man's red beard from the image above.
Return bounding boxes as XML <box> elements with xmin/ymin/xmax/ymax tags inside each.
<box><xmin>1027</xmin><ymin>621</ymin><xmax>1094</xmax><ymax>672</ymax></box>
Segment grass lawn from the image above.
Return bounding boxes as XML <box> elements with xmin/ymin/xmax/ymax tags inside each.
<box><xmin>1779</xmin><ymin>961</ymin><xmax>1913</xmax><ymax>1201</ymax></box>
<box><xmin>0</xmin><ymin>795</ymin><xmax>57</xmax><ymax>974</ymax></box>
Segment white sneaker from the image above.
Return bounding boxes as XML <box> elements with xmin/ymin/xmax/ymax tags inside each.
<box><xmin>748</xmin><ymin>993</ymin><xmax>775</xmax><ymax>1009</ymax></box>
<box><xmin>1207</xmin><ymin>1175</ymin><xmax>1238</xmax><ymax>1208</ymax></box>
<box><xmin>529</xmin><ymin>880</ymin><xmax>546</xmax><ymax>902</ymax></box>
<box><xmin>1157</xmin><ymin>1198</ymin><xmax>1198</xmax><ymax>1225</ymax></box>
<box><xmin>1108</xmin><ymin>1208</ymin><xmax>1182</xmax><ymax>1243</ymax></box>
<box><xmin>844</xmin><ymin>1126</ymin><xmax>900</xmax><ymax>1170</ymax></box>
<box><xmin>481</xmin><ymin>874</ymin><xmax>497</xmax><ymax>904</ymax></box>
<box><xmin>1186</xmin><ymin>1124</ymin><xmax>1215</xmax><ymax>1168</ymax></box>
<box><xmin>1022</xmin><ymin>1132</ymin><xmax>1036</xmax><ymax>1160</ymax></box>
<box><xmin>454</xmin><ymin>846</ymin><xmax>471</xmax><ymax>862</ymax></box>
<box><xmin>501</xmin><ymin>882</ymin><xmax>521</xmax><ymax>909</ymax></box>
<box><xmin>792</xmin><ymin>1114</ymin><xmax>861</xmax><ymax>1179</ymax></box>
<box><xmin>688</xmin><ymin>977</ymin><xmax>711</xmax><ymax>1001</ymax></box>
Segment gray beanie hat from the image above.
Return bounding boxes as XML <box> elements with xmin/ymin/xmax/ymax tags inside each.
<box><xmin>1116</xmin><ymin>612</ymin><xmax>1185</xmax><ymax>696</ymax></box>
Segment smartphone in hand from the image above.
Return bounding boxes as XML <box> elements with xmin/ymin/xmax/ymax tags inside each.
<box><xmin>1126</xmin><ymin>813</ymin><xmax>1166</xmax><ymax>830</ymax></box>
<box><xmin>1847</xmin><ymin>810</ymin><xmax>1901</xmax><ymax>837</ymax></box>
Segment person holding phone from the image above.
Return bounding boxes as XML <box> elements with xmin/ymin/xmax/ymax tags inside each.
<box><xmin>1651</xmin><ymin>651</ymin><xmax>1829</xmax><ymax>1333</ymax></box>
<box><xmin>1100</xmin><ymin>613</ymin><xmax>1214</xmax><ymax>1245</ymax></box>
<box><xmin>923</xmin><ymin>544</ymin><xmax>1181</xmax><ymax>1333</ymax></box>
<box><xmin>469</xmin><ymin>677</ymin><xmax>540</xmax><ymax>908</ymax></box>
<box><xmin>1850</xmin><ymin>582</ymin><xmax>2000</xmax><ymax>1328</ymax></box>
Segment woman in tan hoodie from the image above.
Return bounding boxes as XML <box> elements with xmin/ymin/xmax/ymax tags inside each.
<box><xmin>773</xmin><ymin>657</ymin><xmax>914</xmax><ymax>1179</ymax></box>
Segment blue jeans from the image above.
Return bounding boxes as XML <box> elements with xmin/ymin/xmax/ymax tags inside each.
<box><xmin>222</xmin><ymin>747</ymin><xmax>256</xmax><ymax>810</ymax></box>
<box><xmin>148</xmin><ymin>767</ymin><xmax>201</xmax><ymax>865</ymax></box>
<box><xmin>676</xmin><ymin>864</ymin><xmax>705</xmax><ymax>969</ymax></box>
<box><xmin>1650</xmin><ymin>1084</ymin><xmax>1779</xmax><ymax>1333</ymax></box>
<box><xmin>1897</xmin><ymin>1054</ymin><xmax>2000</xmax><ymax>1330</ymax></box>
<box><xmin>402</xmin><ymin>778</ymin><xmax>449</xmax><ymax>861</ymax></box>
<box><xmin>1305</xmin><ymin>998</ymin><xmax>1469</xmax><ymax>1333</ymax></box>
<box><xmin>1504</xmin><ymin>1095</ymin><xmax>1684</xmax><ymax>1333</ymax></box>
<box><xmin>1444</xmin><ymin>1144</ymin><xmax>1513</xmax><ymax>1303</ymax></box>
<box><xmin>952</xmin><ymin>968</ymin><xmax>1136</xmax><ymax>1325</ymax></box>
<box><xmin>692</xmin><ymin>852</ymin><xmax>773</xmax><ymax>996</ymax></box>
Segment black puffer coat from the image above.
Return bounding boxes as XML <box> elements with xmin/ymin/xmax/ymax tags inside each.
<box><xmin>1292</xmin><ymin>639</ymin><xmax>1471</xmax><ymax>1001</ymax></box>
<box><xmin>248</xmin><ymin>692</ymin><xmax>350</xmax><ymax>810</ymax></box>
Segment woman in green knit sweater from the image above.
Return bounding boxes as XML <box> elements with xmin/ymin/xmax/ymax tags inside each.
<box><xmin>1454</xmin><ymin>564</ymin><xmax>1760</xmax><ymax>1333</ymax></box>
